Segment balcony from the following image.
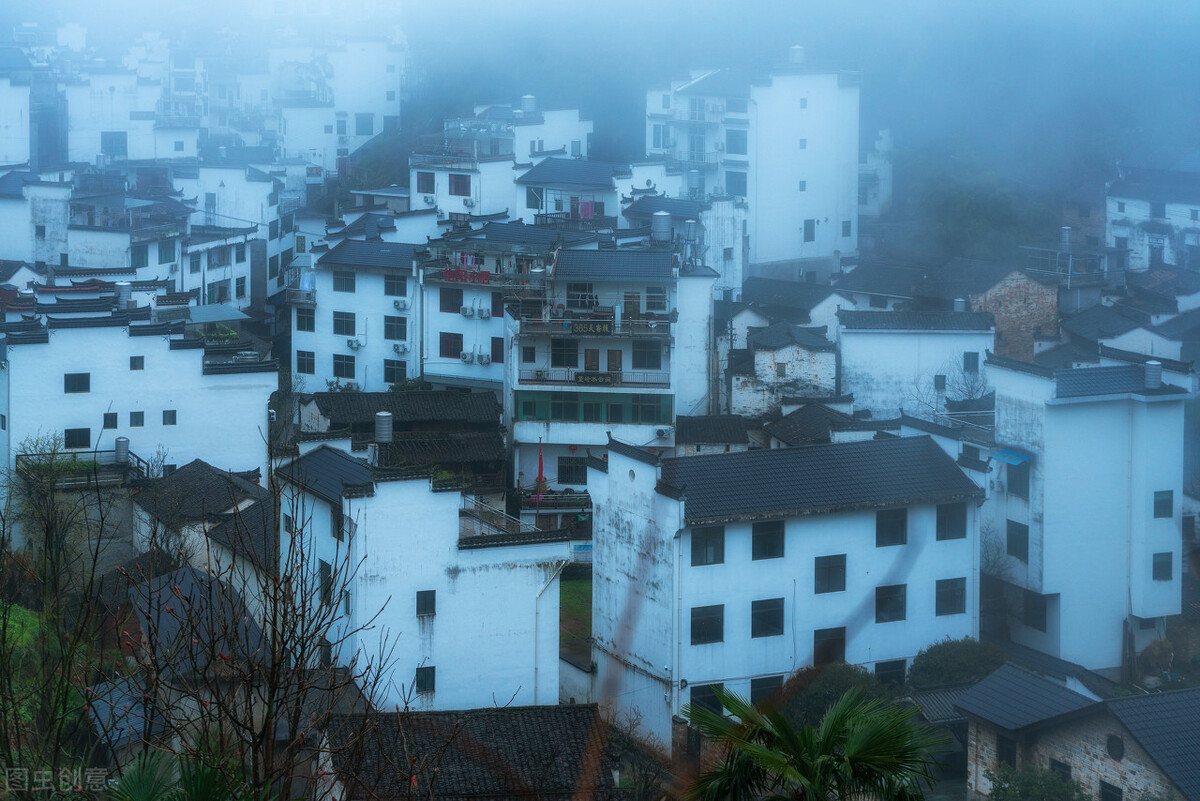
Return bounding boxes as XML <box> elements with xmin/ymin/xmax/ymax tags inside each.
<box><xmin>284</xmin><ymin>288</ymin><xmax>316</xmax><ymax>305</ymax></box>
<box><xmin>533</xmin><ymin>212</ymin><xmax>618</xmax><ymax>232</ymax></box>
<box><xmin>16</xmin><ymin>449</ymin><xmax>151</xmax><ymax>489</ymax></box>
<box><xmin>518</xmin><ymin>367</ymin><xmax>669</xmax><ymax>387</ymax></box>
<box><xmin>520</xmin><ymin>488</ymin><xmax>591</xmax><ymax>513</ymax></box>
<box><xmin>518</xmin><ymin>316</ymin><xmax>671</xmax><ymax>338</ymax></box>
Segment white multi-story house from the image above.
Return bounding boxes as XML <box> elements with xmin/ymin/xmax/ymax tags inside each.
<box><xmin>287</xmin><ymin>240</ymin><xmax>419</xmax><ymax>392</ymax></box>
<box><xmin>985</xmin><ymin>357</ymin><xmax>1187</xmax><ymax>674</ymax></box>
<box><xmin>504</xmin><ymin>247</ymin><xmax>715</xmax><ymax>495</ymax></box>
<box><xmin>1107</xmin><ymin>163</ymin><xmax>1200</xmax><ymax>272</ymax></box>
<box><xmin>514</xmin><ymin>158</ymin><xmax>626</xmax><ymax>228</ymax></box>
<box><xmin>0</xmin><ymin>51</ymin><xmax>32</xmax><ymax>166</ymax></box>
<box><xmin>0</xmin><ymin>315</ymin><xmax>276</xmax><ymax>479</ymax></box>
<box><xmin>588</xmin><ymin>435</ymin><xmax>983</xmax><ymax>746</ymax></box>
<box><xmin>180</xmin><ymin>225</ymin><xmax>257</xmax><ymax>308</ymax></box>
<box><xmin>66</xmin><ymin>186</ymin><xmax>189</xmax><ymax>279</ymax></box>
<box><xmin>277</xmin><ymin>440</ymin><xmax>570</xmax><ymax>710</ymax></box>
<box><xmin>646</xmin><ymin>46</ymin><xmax>859</xmax><ymax>268</ymax></box>
<box><xmin>838</xmin><ymin>310</ymin><xmax>996</xmax><ymax>418</ymax></box>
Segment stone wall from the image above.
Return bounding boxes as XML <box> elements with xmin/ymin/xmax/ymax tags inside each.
<box><xmin>973</xmin><ymin>273</ymin><xmax>1058</xmax><ymax>361</ymax></box>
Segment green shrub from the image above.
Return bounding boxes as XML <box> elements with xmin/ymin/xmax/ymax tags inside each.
<box><xmin>908</xmin><ymin>637</ymin><xmax>1005</xmax><ymax>689</ymax></box>
<box><xmin>779</xmin><ymin>663</ymin><xmax>892</xmax><ymax>727</ymax></box>
<box><xmin>986</xmin><ymin>764</ymin><xmax>1090</xmax><ymax>801</ymax></box>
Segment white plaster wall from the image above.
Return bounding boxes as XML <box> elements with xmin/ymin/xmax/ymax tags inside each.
<box><xmin>1101</xmin><ymin>328</ymin><xmax>1182</xmax><ymax>361</ymax></box>
<box><xmin>0</xmin><ymin>195</ymin><xmax>32</xmax><ymax>262</ymax></box>
<box><xmin>0</xmin><ymin>80</ymin><xmax>30</xmax><ymax>166</ymax></box>
<box><xmin>420</xmin><ymin>281</ymin><xmax>506</xmax><ymax>388</ymax></box>
<box><xmin>511</xmin><ymin>109</ymin><xmax>592</xmax><ymax>160</ymax></box>
<box><xmin>673</xmin><ymin>273</ymin><xmax>715</xmax><ymax>416</ymax></box>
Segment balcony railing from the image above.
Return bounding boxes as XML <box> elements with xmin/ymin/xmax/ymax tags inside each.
<box><xmin>16</xmin><ymin>449</ymin><xmax>151</xmax><ymax>488</ymax></box>
<box><xmin>533</xmin><ymin>212</ymin><xmax>618</xmax><ymax>231</ymax></box>
<box><xmin>518</xmin><ymin>317</ymin><xmax>671</xmax><ymax>337</ymax></box>
<box><xmin>518</xmin><ymin>367</ymin><xmax>669</xmax><ymax>387</ymax></box>
<box><xmin>520</xmin><ymin>488</ymin><xmax>592</xmax><ymax>511</ymax></box>
<box><xmin>459</xmin><ymin>497</ymin><xmax>540</xmax><ymax>540</ymax></box>
<box><xmin>284</xmin><ymin>288</ymin><xmax>316</xmax><ymax>305</ymax></box>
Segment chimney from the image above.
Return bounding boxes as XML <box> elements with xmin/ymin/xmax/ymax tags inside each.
<box><xmin>953</xmin><ymin>297</ymin><xmax>967</xmax><ymax>312</ymax></box>
<box><xmin>1145</xmin><ymin>361</ymin><xmax>1163</xmax><ymax>390</ymax></box>
<box><xmin>1060</xmin><ymin>226</ymin><xmax>1072</xmax><ymax>253</ymax></box>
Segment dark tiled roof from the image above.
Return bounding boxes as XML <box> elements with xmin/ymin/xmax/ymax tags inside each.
<box><xmin>1107</xmin><ymin>688</ymin><xmax>1200</xmax><ymax>801</ymax></box>
<box><xmin>838</xmin><ymin>310</ymin><xmax>995</xmax><ymax>331</ymax></box>
<box><xmin>1098</xmin><ymin>345</ymin><xmax>1192</xmax><ymax>373</ymax></box>
<box><xmin>318</xmin><ymin>239</ymin><xmax>418</xmax><ymax>271</ymax></box>
<box><xmin>907</xmin><ymin>685</ymin><xmax>971</xmax><ymax>724</ymax></box>
<box><xmin>916</xmin><ymin>257</ymin><xmax>1025</xmax><ymax>301</ymax></box>
<box><xmin>728</xmin><ymin>348</ymin><xmax>754</xmax><ymax>376</ymax></box>
<box><xmin>676</xmin><ymin>68</ymin><xmax>752</xmax><ymax>99</ymax></box>
<box><xmin>1152</xmin><ymin>308</ymin><xmax>1200</xmax><ymax>341</ymax></box>
<box><xmin>953</xmin><ymin>663</ymin><xmax>1095</xmax><ymax>732</ymax></box>
<box><xmin>1110</xmin><ymin>168</ymin><xmax>1200</xmax><ymax>206</ymax></box>
<box><xmin>467</xmin><ymin>221</ymin><xmax>595</xmax><ymax>247</ymax></box>
<box><xmin>276</xmin><ymin>446</ymin><xmax>374</xmax><ymax>505</ymax></box>
<box><xmin>1128</xmin><ymin>266</ymin><xmax>1200</xmax><ymax>298</ymax></box>
<box><xmin>553</xmin><ymin>249</ymin><xmax>674</xmax><ymax>282</ymax></box>
<box><xmin>833</xmin><ymin>262</ymin><xmax>923</xmax><ymax>298</ymax></box>
<box><xmin>747</xmin><ymin>322</ymin><xmax>834</xmax><ymax>351</ymax></box>
<box><xmin>659</xmin><ymin>435</ymin><xmax>981</xmax><ymax>523</ymax></box>
<box><xmin>326</xmin><ymin>213</ymin><xmax>397</xmax><ymax>240</ymax></box>
<box><xmin>1032</xmin><ymin>342</ymin><xmax>1100</xmax><ymax>369</ymax></box>
<box><xmin>308</xmin><ymin>391</ymin><xmax>498</xmax><ymax>427</ymax></box>
<box><xmin>676</xmin><ymin>415</ymin><xmax>748</xmax><ymax>445</ymax></box>
<box><xmin>1061</xmin><ymin>303</ymin><xmax>1145</xmax><ymax>341</ymax></box>
<box><xmin>1054</xmin><ymin>364</ymin><xmax>1187</xmax><ymax>398</ymax></box>
<box><xmin>329</xmin><ymin>705</ymin><xmax>624</xmax><ymax>800</ymax></box>
<box><xmin>999</xmin><ymin>641</ymin><xmax>1119</xmax><ymax>699</ymax></box>
<box><xmin>516</xmin><ymin>158</ymin><xmax>629</xmax><ymax>188</ymax></box>
<box><xmin>380</xmin><ymin>431</ymin><xmax>506</xmax><ymax>465</ymax></box>
<box><xmin>204</xmin><ymin>500</ymin><xmax>276</xmax><ymax>569</ymax></box>
<box><xmin>0</xmin><ymin>171</ymin><xmax>33</xmax><ymax>198</ymax></box>
<box><xmin>622</xmin><ymin>194</ymin><xmax>710</xmax><ymax>219</ymax></box>
<box><xmin>742</xmin><ymin>277</ymin><xmax>847</xmax><ymax>315</ymax></box>
<box><xmin>132</xmin><ymin>458</ymin><xmax>268</xmax><ymax>524</ymax></box>
<box><xmin>765</xmin><ymin>403</ymin><xmax>859</xmax><ymax>446</ymax></box>
<box><xmin>606</xmin><ymin>435</ymin><xmax>661</xmax><ymax>465</ymax></box>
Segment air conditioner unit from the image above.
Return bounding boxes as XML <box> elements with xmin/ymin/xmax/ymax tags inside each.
<box><xmin>393</xmin><ymin>298</ymin><xmax>408</xmax><ymax>310</ymax></box>
<box><xmin>460</xmin><ymin>351</ymin><xmax>474</xmax><ymax>363</ymax></box>
<box><xmin>655</xmin><ymin>427</ymin><xmax>673</xmax><ymax>439</ymax></box>
<box><xmin>169</xmin><ymin>263</ymin><xmax>178</xmax><ymax>273</ymax></box>
<box><xmin>478</xmin><ymin>308</ymin><xmax>491</xmax><ymax>319</ymax></box>
<box><xmin>714</xmin><ymin>141</ymin><xmax>724</xmax><ymax>151</ymax></box>
<box><xmin>534</xmin><ymin>369</ymin><xmax>546</xmax><ymax>380</ymax></box>
<box><xmin>462</xmin><ymin>198</ymin><xmax>475</xmax><ymax>208</ymax></box>
<box><xmin>392</xmin><ymin>343</ymin><xmax>409</xmax><ymax>354</ymax></box>
<box><xmin>423</xmin><ymin>195</ymin><xmax>435</xmax><ymax>204</ymax></box>
<box><xmin>460</xmin><ymin>306</ymin><xmax>475</xmax><ymax>317</ymax></box>
<box><xmin>478</xmin><ymin>354</ymin><xmax>491</xmax><ymax>365</ymax></box>
<box><xmin>347</xmin><ymin>338</ymin><xmax>361</xmax><ymax>350</ymax></box>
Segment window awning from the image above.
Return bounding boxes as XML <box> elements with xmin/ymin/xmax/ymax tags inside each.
<box><xmin>989</xmin><ymin>448</ymin><xmax>1033</xmax><ymax>466</ymax></box>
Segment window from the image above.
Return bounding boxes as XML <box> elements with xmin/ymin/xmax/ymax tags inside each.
<box><xmin>1008</xmin><ymin>460</ymin><xmax>1030</xmax><ymax>499</ymax></box>
<box><xmin>661</xmin><ymin>94</ymin><xmax>671</xmax><ymax>110</ymax></box>
<box><xmin>936</xmin><ymin>578</ymin><xmax>966</xmax><ymax>616</ymax></box>
<box><xmin>876</xmin><ymin>509</ymin><xmax>907</xmax><ymax>546</ymax></box>
<box><xmin>103</xmin><ymin>412</ymin><xmax>117</xmax><ymax>430</ymax></box>
<box><xmin>726</xmin><ymin>170</ymin><xmax>747</xmax><ymax>197</ymax></box>
<box><xmin>798</xmin><ymin>180</ymin><xmax>807</xmax><ymax>192</ymax></box>
<box><xmin>814</xmin><ymin>554</ymin><xmax>846</xmax><ymax>594</ymax></box>
<box><xmin>521</xmin><ymin>346</ymin><xmax>536</xmax><ymax>363</ymax></box>
<box><xmin>1154</xmin><ymin>490</ymin><xmax>1173</xmax><ymax>518</ymax></box>
<box><xmin>383</xmin><ymin>359</ymin><xmax>406</xmax><ymax>384</ymax></box>
<box><xmin>727</xmin><ymin>96</ymin><xmax>748</xmax><ymax>113</ymax></box>
<box><xmin>130</xmin><ymin>243</ymin><xmax>148</xmax><ymax>269</ymax></box>
<box><xmin>550</xmin><ymin>338</ymin><xmax>578</xmax><ymax>368</ymax></box>
<box><xmin>333</xmin><ymin>311</ymin><xmax>356</xmax><ymax>336</ymax></box>
<box><xmin>726</xmin><ymin>129</ymin><xmax>747</xmax><ymax>155</ymax></box>
<box><xmin>1153</xmin><ymin>551</ymin><xmax>1173</xmax><ymax>581</ymax></box>
<box><xmin>416</xmin><ymin>590</ymin><xmax>435</xmax><ymax>616</ymax></box>
<box><xmin>842</xmin><ymin>220</ymin><xmax>852</xmax><ymax>237</ymax></box>
<box><xmin>1007</xmin><ymin>520</ymin><xmax>1029</xmax><ymax>562</ymax></box>
<box><xmin>440</xmin><ymin>287</ymin><xmax>463</xmax><ymax>313</ymax></box>
<box><xmin>526</xmin><ymin>186</ymin><xmax>544</xmax><ymax>209</ymax></box>
<box><xmin>296</xmin><ymin>307</ymin><xmax>315</xmax><ymax>332</ymax></box>
<box><xmin>558</xmin><ymin>456</ymin><xmax>587</xmax><ymax>486</ymax></box>
<box><xmin>646</xmin><ymin>286</ymin><xmax>668</xmax><ymax>312</ymax></box>
<box><xmin>1150</xmin><ymin>201</ymin><xmax>1166</xmax><ymax>219</ymax></box>
<box><xmin>384</xmin><ymin>316</ymin><xmax>407</xmax><ymax>340</ymax></box>
<box><xmin>1049</xmin><ymin>760</ymin><xmax>1071</xmax><ymax>781</ymax></box>
<box><xmin>1099</xmin><ymin>782</ymin><xmax>1123</xmax><ymax>801</ymax></box>
<box><xmin>355</xmin><ymin>113</ymin><xmax>374</xmax><ymax>136</ymax></box>
<box><xmin>385</xmin><ymin>273</ymin><xmax>407</xmax><ymax>296</ymax></box>
<box><xmin>803</xmin><ymin>219</ymin><xmax>816</xmax><ymax>243</ymax></box>
<box><xmin>269</xmin><ymin>255</ymin><xmax>279</xmax><ymax>278</ymax></box>
<box><xmin>750</xmin><ymin>676</ymin><xmax>783</xmax><ymax>705</ymax></box>
<box><xmin>690</xmin><ymin>604</ymin><xmax>724</xmax><ymax>645</ymax></box>
<box><xmin>491</xmin><ymin>337</ymin><xmax>504</xmax><ymax>364</ymax></box>
<box><xmin>158</xmin><ymin>239</ymin><xmax>174</xmax><ymax>264</ymax></box>
<box><xmin>752</xmin><ymin>520</ymin><xmax>784</xmax><ymax>560</ymax></box>
<box><xmin>690</xmin><ymin>683</ymin><xmax>723</xmax><ymax>715</ymax></box>
<box><xmin>751</xmin><ymin>598</ymin><xmax>784</xmax><ymax>638</ymax></box>
<box><xmin>448</xmin><ymin>173</ymin><xmax>471</xmax><ymax>196</ymax></box>
<box><xmin>236</xmin><ymin>277</ymin><xmax>246</xmax><ymax>298</ymax></box>
<box><xmin>875</xmin><ymin>584</ymin><xmax>906</xmax><ymax>623</ymax></box>
<box><xmin>412</xmin><ymin>665</ymin><xmax>435</xmax><ymax>693</ymax></box>
<box><xmin>691</xmin><ymin>526</ymin><xmax>725</xmax><ymax>566</ymax></box>
<box><xmin>130</xmin><ymin>356</ymin><xmax>144</xmax><ymax>370</ymax></box>
<box><xmin>336</xmin><ymin>119</ymin><xmax>347</xmax><ymax>136</ymax></box>
<box><xmin>492</xmin><ymin>291</ymin><xmax>504</xmax><ymax>317</ymax></box>
<box><xmin>416</xmin><ymin>170</ymin><xmax>435</xmax><ymax>192</ymax></box>
<box><xmin>632</xmin><ymin>340</ymin><xmax>662</xmax><ymax>370</ymax></box>
<box><xmin>162</xmin><ymin>410</ymin><xmax>177</xmax><ymax>426</ymax></box>
<box><xmin>64</xmin><ymin>428</ymin><xmax>90</xmax><ymax>449</ymax></box>
<box><xmin>875</xmin><ymin>659</ymin><xmax>906</xmax><ymax>688</ymax></box>
<box><xmin>130</xmin><ymin>412</ymin><xmax>144</xmax><ymax>427</ymax></box>
<box><xmin>235</xmin><ymin>243</ymin><xmax>246</xmax><ymax>262</ymax></box>
<box><xmin>724</xmin><ymin>246</ymin><xmax>734</xmax><ymax>261</ymax></box>
<box><xmin>64</xmin><ymin>373</ymin><xmax>90</xmax><ymax>393</ymax></box>
<box><xmin>333</xmin><ymin>270</ymin><xmax>356</xmax><ymax>292</ymax></box>
<box><xmin>652</xmin><ymin>124</ymin><xmax>667</xmax><ymax>149</ymax></box>
<box><xmin>798</xmin><ymin>138</ymin><xmax>807</xmax><ymax>149</ymax></box>
<box><xmin>35</xmin><ymin>224</ymin><xmax>45</xmax><ymax>239</ymax></box>
<box><xmin>936</xmin><ymin>502</ymin><xmax>967</xmax><ymax>540</ymax></box>
<box><xmin>439</xmin><ymin>332</ymin><xmax>463</xmax><ymax>358</ymax></box>
<box><xmin>1023</xmin><ymin>589</ymin><xmax>1047</xmax><ymax>631</ymax></box>
<box><xmin>1193</xmin><ymin>209</ymin><xmax>1199</xmax><ymax>222</ymax></box>
<box><xmin>776</xmin><ymin>363</ymin><xmax>787</xmax><ymax>378</ymax></box>
<box><xmin>550</xmin><ymin>392</ymin><xmax>579</xmax><ymax>421</ymax></box>
<box><xmin>1116</xmin><ymin>201</ymin><xmax>1126</xmax><ymax>213</ymax></box>
<box><xmin>631</xmin><ymin>394</ymin><xmax>663</xmax><ymax>424</ymax></box>
<box><xmin>295</xmin><ymin>350</ymin><xmax>315</xmax><ymax>374</ymax></box>
<box><xmin>813</xmin><ymin>627</ymin><xmax>845</xmax><ymax>664</ymax></box>
<box><xmin>100</xmin><ymin>130</ymin><xmax>127</xmax><ymax>158</ymax></box>
<box><xmin>566</xmin><ymin>282</ymin><xmax>594</xmax><ymax>309</ymax></box>
<box><xmin>331</xmin><ymin>507</ymin><xmax>345</xmax><ymax>541</ymax></box>
<box><xmin>997</xmin><ymin>735</ymin><xmax>1016</xmax><ymax>768</ymax></box>
<box><xmin>269</xmin><ymin>220</ymin><xmax>280</xmax><ymax>240</ymax></box>
<box><xmin>333</xmin><ymin>354</ymin><xmax>355</xmax><ymax>379</ymax></box>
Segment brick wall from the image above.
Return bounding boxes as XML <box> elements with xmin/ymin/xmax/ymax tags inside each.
<box><xmin>973</xmin><ymin>273</ymin><xmax>1058</xmax><ymax>361</ymax></box>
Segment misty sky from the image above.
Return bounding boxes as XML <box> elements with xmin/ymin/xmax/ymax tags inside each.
<box><xmin>4</xmin><ymin>0</ymin><xmax>1200</xmax><ymax>192</ymax></box>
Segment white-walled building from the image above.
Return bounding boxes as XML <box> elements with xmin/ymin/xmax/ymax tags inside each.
<box><xmin>0</xmin><ymin>55</ymin><xmax>32</xmax><ymax>166</ymax></box>
<box><xmin>287</xmin><ymin>240</ymin><xmax>419</xmax><ymax>393</ymax></box>
<box><xmin>589</xmin><ymin>435</ymin><xmax>983</xmax><ymax>746</ymax></box>
<box><xmin>985</xmin><ymin>357</ymin><xmax>1187</xmax><ymax>674</ymax></box>
<box><xmin>838</xmin><ymin>310</ymin><xmax>996</xmax><ymax>418</ymax></box>
<box><xmin>1107</xmin><ymin>164</ymin><xmax>1200</xmax><ymax>273</ymax></box>
<box><xmin>646</xmin><ymin>46</ymin><xmax>860</xmax><ymax>268</ymax></box>
<box><xmin>276</xmin><ymin>444</ymin><xmax>569</xmax><ymax>710</ymax></box>
<box><xmin>726</xmin><ymin>323</ymin><xmax>838</xmax><ymax>418</ymax></box>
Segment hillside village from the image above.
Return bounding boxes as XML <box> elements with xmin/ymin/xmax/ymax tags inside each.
<box><xmin>0</xmin><ymin>12</ymin><xmax>1199</xmax><ymax>801</ymax></box>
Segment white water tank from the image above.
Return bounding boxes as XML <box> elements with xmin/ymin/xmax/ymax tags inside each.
<box><xmin>520</xmin><ymin>94</ymin><xmax>536</xmax><ymax>114</ymax></box>
<box><xmin>789</xmin><ymin>45</ymin><xmax>805</xmax><ymax>64</ymax></box>
<box><xmin>374</xmin><ymin>411</ymin><xmax>393</xmax><ymax>443</ymax></box>
<box><xmin>651</xmin><ymin>211</ymin><xmax>672</xmax><ymax>243</ymax></box>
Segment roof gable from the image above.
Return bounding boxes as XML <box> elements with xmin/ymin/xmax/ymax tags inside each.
<box><xmin>954</xmin><ymin>663</ymin><xmax>1096</xmax><ymax>732</ymax></box>
<box><xmin>516</xmin><ymin>158</ymin><xmax>630</xmax><ymax>188</ymax></box>
<box><xmin>318</xmin><ymin>239</ymin><xmax>418</xmax><ymax>271</ymax></box>
<box><xmin>1108</xmin><ymin>687</ymin><xmax>1200</xmax><ymax>801</ymax></box>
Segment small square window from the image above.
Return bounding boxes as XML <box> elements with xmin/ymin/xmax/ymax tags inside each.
<box><xmin>130</xmin><ymin>356</ymin><xmax>144</xmax><ymax>371</ymax></box>
<box><xmin>35</xmin><ymin>224</ymin><xmax>45</xmax><ymax>239</ymax></box>
<box><xmin>798</xmin><ymin>138</ymin><xmax>807</xmax><ymax>149</ymax></box>
<box><xmin>1117</xmin><ymin>201</ymin><xmax>1126</xmax><ymax>213</ymax></box>
<box><xmin>384</xmin><ymin>359</ymin><xmax>406</xmax><ymax>384</ymax></box>
<box><xmin>1049</xmin><ymin>760</ymin><xmax>1071</xmax><ymax>782</ymax></box>
<box><xmin>385</xmin><ymin>273</ymin><xmax>407</xmax><ymax>296</ymax></box>
<box><xmin>798</xmin><ymin>180</ymin><xmax>807</xmax><ymax>192</ymax></box>
<box><xmin>875</xmin><ymin>584</ymin><xmax>906</xmax><ymax>623</ymax></box>
<box><xmin>1099</xmin><ymin>781</ymin><xmax>1122</xmax><ymax>801</ymax></box>
<box><xmin>333</xmin><ymin>270</ymin><xmax>356</xmax><ymax>292</ymax></box>
<box><xmin>558</xmin><ymin>456</ymin><xmax>587</xmax><ymax>486</ymax></box>
<box><xmin>776</xmin><ymin>363</ymin><xmax>787</xmax><ymax>378</ymax></box>
<box><xmin>876</xmin><ymin>508</ymin><xmax>907</xmax><ymax>546</ymax></box>
<box><xmin>414</xmin><ymin>665</ymin><xmax>435</xmax><ymax>693</ymax></box>
<box><xmin>963</xmin><ymin>351</ymin><xmax>979</xmax><ymax>373</ymax></box>
<box><xmin>439</xmin><ymin>332</ymin><xmax>463</xmax><ymax>359</ymax></box>
<box><xmin>440</xmin><ymin>287</ymin><xmax>464</xmax><ymax>313</ymax></box>
<box><xmin>1009</xmin><ymin>461</ymin><xmax>1030</xmax><ymax>499</ymax></box>
<box><xmin>296</xmin><ymin>307</ymin><xmax>315</xmax><ymax>332</ymax></box>
<box><xmin>936</xmin><ymin>577</ymin><xmax>966</xmax><ymax>615</ymax></box>
<box><xmin>416</xmin><ymin>590</ymin><xmax>436</xmax><ymax>616</ymax></box>
<box><xmin>690</xmin><ymin>604</ymin><xmax>724</xmax><ymax>645</ymax></box>
<box><xmin>162</xmin><ymin>410</ymin><xmax>177</xmax><ymax>426</ymax></box>
<box><xmin>691</xmin><ymin>526</ymin><xmax>724</xmax><ymax>566</ymax></box>
<box><xmin>1153</xmin><ymin>551</ymin><xmax>1173</xmax><ymax>581</ymax></box>
<box><xmin>130</xmin><ymin>411</ymin><xmax>144</xmax><ymax>427</ymax></box>
<box><xmin>751</xmin><ymin>598</ymin><xmax>784</xmax><ymax>638</ymax></box>
<box><xmin>384</xmin><ymin>315</ymin><xmax>407</xmax><ymax>341</ymax></box>
<box><xmin>64</xmin><ymin>427</ymin><xmax>91</xmax><ymax>449</ymax></box>
<box><xmin>235</xmin><ymin>243</ymin><xmax>246</xmax><ymax>263</ymax></box>
<box><xmin>333</xmin><ymin>354</ymin><xmax>355</xmax><ymax>379</ymax></box>
<box><xmin>102</xmin><ymin>413</ymin><xmax>118</xmax><ymax>429</ymax></box>
<box><xmin>64</xmin><ymin>373</ymin><xmax>90</xmax><ymax>393</ymax></box>
<box><xmin>752</xmin><ymin>520</ymin><xmax>784</xmax><ymax>560</ymax></box>
<box><xmin>521</xmin><ymin>346</ymin><xmax>536</xmax><ymax>363</ymax></box>
<box><xmin>296</xmin><ymin>350</ymin><xmax>315</xmax><ymax>374</ymax></box>
<box><xmin>936</xmin><ymin>502</ymin><xmax>967</xmax><ymax>540</ymax></box>
<box><xmin>813</xmin><ymin>626</ymin><xmax>845</xmax><ymax>664</ymax></box>
<box><xmin>875</xmin><ymin>659</ymin><xmax>906</xmax><ymax>687</ymax></box>
<box><xmin>814</xmin><ymin>554</ymin><xmax>846</xmax><ymax>594</ymax></box>
<box><xmin>1154</xmin><ymin>490</ymin><xmax>1173</xmax><ymax>518</ymax></box>
<box><xmin>1007</xmin><ymin>520</ymin><xmax>1029</xmax><ymax>562</ymax></box>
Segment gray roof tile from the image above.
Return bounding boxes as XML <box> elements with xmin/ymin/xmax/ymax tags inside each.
<box><xmin>308</xmin><ymin>391</ymin><xmax>498</xmax><ymax>427</ymax></box>
<box><xmin>1061</xmin><ymin>303</ymin><xmax>1145</xmax><ymax>341</ymax></box>
<box><xmin>1054</xmin><ymin>364</ymin><xmax>1187</xmax><ymax>398</ymax></box>
<box><xmin>675</xmin><ymin>415</ymin><xmax>748</xmax><ymax>445</ymax></box>
<box><xmin>553</xmin><ymin>249</ymin><xmax>674</xmax><ymax>282</ymax></box>
<box><xmin>743</xmin><ymin>276</ymin><xmax>846</xmax><ymax>314</ymax></box>
<box><xmin>276</xmin><ymin>446</ymin><xmax>374</xmax><ymax>505</ymax></box>
<box><xmin>516</xmin><ymin>158</ymin><xmax>630</xmax><ymax>188</ymax></box>
<box><xmin>953</xmin><ymin>663</ymin><xmax>1095</xmax><ymax>731</ymax></box>
<box><xmin>1109</xmin><ymin>687</ymin><xmax>1200</xmax><ymax>801</ymax></box>
<box><xmin>838</xmin><ymin>310</ymin><xmax>995</xmax><ymax>331</ymax></box>
<box><xmin>318</xmin><ymin>240</ymin><xmax>418</xmax><ymax>271</ymax></box>
<box><xmin>622</xmin><ymin>195</ymin><xmax>711</xmax><ymax>219</ymax></box>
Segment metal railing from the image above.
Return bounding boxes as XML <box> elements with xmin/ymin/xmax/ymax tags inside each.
<box><xmin>518</xmin><ymin>317</ymin><xmax>671</xmax><ymax>337</ymax></box>
<box><xmin>518</xmin><ymin>367</ymin><xmax>669</xmax><ymax>387</ymax></box>
<box><xmin>520</xmin><ymin>488</ymin><xmax>592</xmax><ymax>510</ymax></box>
<box><xmin>533</xmin><ymin>212</ymin><xmax>618</xmax><ymax>231</ymax></box>
<box><xmin>459</xmin><ymin>497</ymin><xmax>540</xmax><ymax>540</ymax></box>
<box><xmin>15</xmin><ymin>448</ymin><xmax>151</xmax><ymax>487</ymax></box>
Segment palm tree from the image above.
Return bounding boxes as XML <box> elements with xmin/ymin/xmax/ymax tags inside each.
<box><xmin>685</xmin><ymin>687</ymin><xmax>946</xmax><ymax>801</ymax></box>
